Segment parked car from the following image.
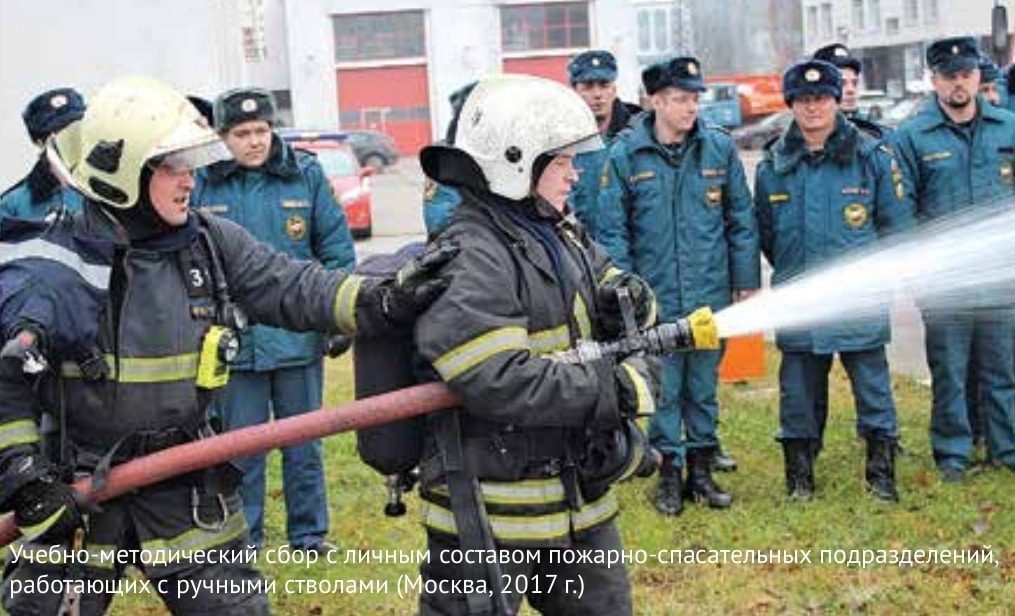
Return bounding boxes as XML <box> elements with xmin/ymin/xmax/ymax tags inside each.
<box><xmin>344</xmin><ymin>129</ymin><xmax>399</xmax><ymax>170</ymax></box>
<box><xmin>856</xmin><ymin>90</ymin><xmax>898</xmax><ymax>122</ymax></box>
<box><xmin>732</xmin><ymin>111</ymin><xmax>793</xmax><ymax>150</ymax></box>
<box><xmin>282</xmin><ymin>131</ymin><xmax>377</xmax><ymax>239</ymax></box>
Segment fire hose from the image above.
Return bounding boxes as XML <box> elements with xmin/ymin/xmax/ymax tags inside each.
<box><xmin>0</xmin><ymin>307</ymin><xmax>717</xmax><ymax>549</ymax></box>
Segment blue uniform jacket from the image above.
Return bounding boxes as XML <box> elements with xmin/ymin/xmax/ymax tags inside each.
<box><xmin>892</xmin><ymin>95</ymin><xmax>1015</xmax><ymax>220</ymax></box>
<box><xmin>0</xmin><ymin>159</ymin><xmax>83</xmax><ymax>220</ymax></box>
<box><xmin>755</xmin><ymin>114</ymin><xmax>915</xmax><ymax>353</ymax></box>
<box><xmin>422</xmin><ymin>180</ymin><xmax>462</xmax><ymax>238</ymax></box>
<box><xmin>570</xmin><ymin>100</ymin><xmax>642</xmax><ymax>238</ymax></box>
<box><xmin>192</xmin><ymin>137</ymin><xmax>356</xmax><ymax>371</ymax></box>
<box><xmin>596</xmin><ymin>113</ymin><xmax>760</xmax><ymax>320</ymax></box>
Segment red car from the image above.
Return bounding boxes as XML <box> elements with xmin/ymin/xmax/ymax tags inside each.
<box><xmin>283</xmin><ymin>131</ymin><xmax>377</xmax><ymax>239</ymax></box>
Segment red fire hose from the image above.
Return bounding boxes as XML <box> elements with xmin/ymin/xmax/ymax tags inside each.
<box><xmin>0</xmin><ymin>382</ymin><xmax>459</xmax><ymax>549</ymax></box>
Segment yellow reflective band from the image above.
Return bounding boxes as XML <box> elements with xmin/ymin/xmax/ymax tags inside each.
<box><xmin>117</xmin><ymin>354</ymin><xmax>199</xmax><ymax>383</ymax></box>
<box><xmin>422</xmin><ymin>491</ymin><xmax>619</xmax><ymax>542</ymax></box>
<box><xmin>19</xmin><ymin>505</ymin><xmax>67</xmax><ymax>542</ymax></box>
<box><xmin>0</xmin><ymin>419</ymin><xmax>40</xmax><ymax>450</ymax></box>
<box><xmin>621</xmin><ymin>362</ymin><xmax>656</xmax><ymax>415</ymax></box>
<box><xmin>433</xmin><ymin>327</ymin><xmax>529</xmax><ymax>381</ymax></box>
<box><xmin>61</xmin><ymin>355</ymin><xmax>117</xmax><ymax>380</ymax></box>
<box><xmin>431</xmin><ymin>477</ymin><xmax>566</xmax><ymax>506</ymax></box>
<box><xmin>142</xmin><ymin>510</ymin><xmax>247</xmax><ymax>558</ymax></box>
<box><xmin>768</xmin><ymin>193</ymin><xmax>790</xmax><ymax>203</ymax></box>
<box><xmin>921</xmin><ymin>151</ymin><xmax>952</xmax><ymax>162</ymax></box>
<box><xmin>572</xmin><ymin>491</ymin><xmax>619</xmax><ymax>531</ymax></box>
<box><xmin>573</xmin><ymin>294</ymin><xmax>592</xmax><ymax>340</ymax></box>
<box><xmin>644</xmin><ymin>296</ymin><xmax>659</xmax><ymax>328</ymax></box>
<box><xmin>529</xmin><ymin>325</ymin><xmax>571</xmax><ymax>355</ymax></box>
<box><xmin>597</xmin><ymin>266</ymin><xmax>623</xmax><ymax>285</ymax></box>
<box><xmin>334</xmin><ymin>274</ymin><xmax>364</xmax><ymax>335</ymax></box>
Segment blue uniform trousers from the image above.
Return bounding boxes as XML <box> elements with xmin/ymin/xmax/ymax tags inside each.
<box><xmin>922</xmin><ymin>309</ymin><xmax>1015</xmax><ymax>471</ymax></box>
<box><xmin>218</xmin><ymin>360</ymin><xmax>328</xmax><ymax>548</ymax></box>
<box><xmin>777</xmin><ymin>348</ymin><xmax>897</xmax><ymax>441</ymax></box>
<box><xmin>648</xmin><ymin>349</ymin><xmax>723</xmax><ymax>469</ymax></box>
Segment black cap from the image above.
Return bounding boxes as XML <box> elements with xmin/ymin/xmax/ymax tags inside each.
<box><xmin>22</xmin><ymin>87</ymin><xmax>85</xmax><ymax>143</ymax></box>
<box><xmin>783</xmin><ymin>59</ymin><xmax>843</xmax><ymax>105</ymax></box>
<box><xmin>213</xmin><ymin>87</ymin><xmax>277</xmax><ymax>132</ymax></box>
<box><xmin>567</xmin><ymin>50</ymin><xmax>618</xmax><ymax>85</ymax></box>
<box><xmin>813</xmin><ymin>43</ymin><xmax>861</xmax><ymax>74</ymax></box>
<box><xmin>642</xmin><ymin>56</ymin><xmax>706</xmax><ymax>95</ymax></box>
<box><xmin>926</xmin><ymin>36</ymin><xmax>980</xmax><ymax>74</ymax></box>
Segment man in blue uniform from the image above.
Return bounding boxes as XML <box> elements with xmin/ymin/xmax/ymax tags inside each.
<box><xmin>191</xmin><ymin>88</ymin><xmax>356</xmax><ymax>552</ymax></box>
<box><xmin>597</xmin><ymin>56</ymin><xmax>760</xmax><ymax>515</ymax></box>
<box><xmin>978</xmin><ymin>54</ymin><xmax>1004</xmax><ymax>107</ymax></box>
<box><xmin>755</xmin><ymin>59</ymin><xmax>914</xmax><ymax>501</ymax></box>
<box><xmin>0</xmin><ymin>88</ymin><xmax>85</xmax><ymax>219</ymax></box>
<box><xmin>566</xmin><ymin>50</ymin><xmax>642</xmax><ymax>237</ymax></box>
<box><xmin>892</xmin><ymin>36</ymin><xmax>1015</xmax><ymax>482</ymax></box>
<box><xmin>812</xmin><ymin>43</ymin><xmax>890</xmax><ymax>138</ymax></box>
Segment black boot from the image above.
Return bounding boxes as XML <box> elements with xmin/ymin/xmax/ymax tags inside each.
<box><xmin>685</xmin><ymin>448</ymin><xmax>732</xmax><ymax>509</ymax></box>
<box><xmin>654</xmin><ymin>461</ymin><xmax>684</xmax><ymax>516</ymax></box>
<box><xmin>711</xmin><ymin>441</ymin><xmax>738</xmax><ymax>472</ymax></box>
<box><xmin>782</xmin><ymin>439</ymin><xmax>815</xmax><ymax>500</ymax></box>
<box><xmin>865</xmin><ymin>437</ymin><xmax>899</xmax><ymax>502</ymax></box>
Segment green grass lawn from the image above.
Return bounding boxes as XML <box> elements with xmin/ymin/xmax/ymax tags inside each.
<box><xmin>94</xmin><ymin>348</ymin><xmax>1014</xmax><ymax>614</ymax></box>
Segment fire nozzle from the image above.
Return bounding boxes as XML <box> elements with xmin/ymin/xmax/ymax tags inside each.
<box><xmin>553</xmin><ymin>306</ymin><xmax>720</xmax><ymax>363</ymax></box>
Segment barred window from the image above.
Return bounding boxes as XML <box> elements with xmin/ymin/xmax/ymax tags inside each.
<box><xmin>501</xmin><ymin>2</ymin><xmax>590</xmax><ymax>53</ymax></box>
<box><xmin>333</xmin><ymin>11</ymin><xmax>425</xmax><ymax>63</ymax></box>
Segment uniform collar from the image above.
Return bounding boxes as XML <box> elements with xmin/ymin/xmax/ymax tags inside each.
<box><xmin>769</xmin><ymin>113</ymin><xmax>860</xmax><ymax>174</ymax></box>
<box><xmin>910</xmin><ymin>94</ymin><xmax>1001</xmax><ymax>132</ymax></box>
<box><xmin>625</xmin><ymin>111</ymin><xmax>702</xmax><ymax>157</ymax></box>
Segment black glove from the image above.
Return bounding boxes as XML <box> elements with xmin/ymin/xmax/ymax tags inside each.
<box><xmin>597</xmin><ymin>272</ymin><xmax>657</xmax><ymax>338</ymax></box>
<box><xmin>357</xmin><ymin>240</ymin><xmax>459</xmax><ymax>329</ymax></box>
<box><xmin>12</xmin><ymin>474</ymin><xmax>82</xmax><ymax>544</ymax></box>
<box><xmin>325</xmin><ymin>334</ymin><xmax>353</xmax><ymax>358</ymax></box>
<box><xmin>614</xmin><ymin>357</ymin><xmax>658</xmax><ymax>419</ymax></box>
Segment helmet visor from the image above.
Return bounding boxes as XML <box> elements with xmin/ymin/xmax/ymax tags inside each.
<box><xmin>552</xmin><ymin>132</ymin><xmax>604</xmax><ymax>157</ymax></box>
<box><xmin>149</xmin><ymin>140</ymin><xmax>232</xmax><ymax>174</ymax></box>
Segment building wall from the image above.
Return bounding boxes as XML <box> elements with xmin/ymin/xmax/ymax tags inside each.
<box><xmin>291</xmin><ymin>0</ymin><xmax>639</xmax><ymax>146</ymax></box>
<box><xmin>802</xmin><ymin>0</ymin><xmax>1000</xmax><ymax>56</ymax></box>
<box><xmin>692</xmin><ymin>0</ymin><xmax>803</xmax><ymax>75</ymax></box>
<box><xmin>0</xmin><ymin>0</ymin><xmax>288</xmax><ymax>189</ymax></box>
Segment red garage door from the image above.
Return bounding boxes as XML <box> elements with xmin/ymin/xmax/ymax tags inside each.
<box><xmin>502</xmin><ymin>56</ymin><xmax>571</xmax><ymax>84</ymax></box>
<box><xmin>337</xmin><ymin>65</ymin><xmax>431</xmax><ymax>155</ymax></box>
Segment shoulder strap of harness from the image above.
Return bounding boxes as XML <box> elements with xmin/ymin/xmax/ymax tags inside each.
<box><xmin>194</xmin><ymin>212</ymin><xmax>246</xmax><ymax>330</ymax></box>
<box><xmin>433</xmin><ymin>411</ymin><xmax>510</xmax><ymax>615</ymax></box>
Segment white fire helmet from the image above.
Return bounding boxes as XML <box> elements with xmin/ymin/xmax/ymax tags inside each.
<box><xmin>46</xmin><ymin>76</ymin><xmax>231</xmax><ymax>209</ymax></box>
<box><xmin>453</xmin><ymin>74</ymin><xmax>603</xmax><ymax>200</ymax></box>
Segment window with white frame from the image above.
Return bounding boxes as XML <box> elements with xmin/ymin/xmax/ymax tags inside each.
<box><xmin>820</xmin><ymin>3</ymin><xmax>833</xmax><ymax>39</ymax></box>
<box><xmin>636</xmin><ymin>3</ymin><xmax>689</xmax><ymax>56</ymax></box>
<box><xmin>852</xmin><ymin>0</ymin><xmax>864</xmax><ymax>30</ymax></box>
<box><xmin>869</xmin><ymin>0</ymin><xmax>881</xmax><ymax>32</ymax></box>
<box><xmin>806</xmin><ymin>5</ymin><xmax>819</xmax><ymax>38</ymax></box>
<box><xmin>923</xmin><ymin>0</ymin><xmax>938</xmax><ymax>23</ymax></box>
<box><xmin>904</xmin><ymin>0</ymin><xmax>919</xmax><ymax>25</ymax></box>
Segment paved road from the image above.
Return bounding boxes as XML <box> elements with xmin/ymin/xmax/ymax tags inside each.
<box><xmin>357</xmin><ymin>152</ymin><xmax>929</xmax><ymax>380</ymax></box>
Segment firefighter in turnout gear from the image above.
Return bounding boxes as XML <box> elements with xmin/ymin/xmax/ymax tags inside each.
<box><xmin>415</xmin><ymin>74</ymin><xmax>659</xmax><ymax>616</ymax></box>
<box><xmin>0</xmin><ymin>76</ymin><xmax>454</xmax><ymax>615</ymax></box>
